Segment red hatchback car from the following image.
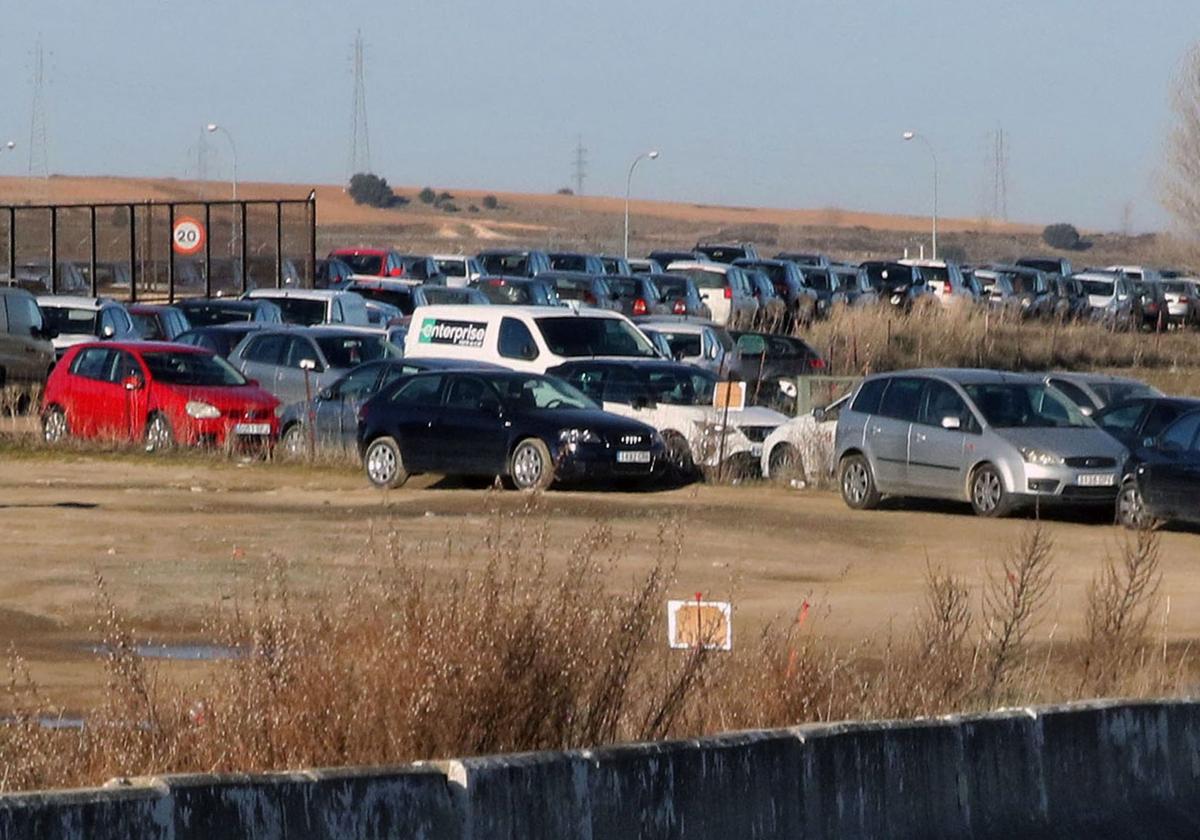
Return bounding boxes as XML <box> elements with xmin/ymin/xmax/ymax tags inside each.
<box><xmin>41</xmin><ymin>341</ymin><xmax>279</xmax><ymax>450</ymax></box>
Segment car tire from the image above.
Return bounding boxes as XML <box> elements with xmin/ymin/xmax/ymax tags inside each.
<box><xmin>42</xmin><ymin>406</ymin><xmax>68</xmax><ymax>444</ymax></box>
<box><xmin>662</xmin><ymin>432</ymin><xmax>696</xmax><ymax>486</ymax></box>
<box><xmin>144</xmin><ymin>413</ymin><xmax>175</xmax><ymax>453</ymax></box>
<box><xmin>969</xmin><ymin>464</ymin><xmax>1013</xmax><ymax>518</ymax></box>
<box><xmin>509</xmin><ymin>438</ymin><xmax>555</xmax><ymax>491</ymax></box>
<box><xmin>279</xmin><ymin>423</ymin><xmax>309</xmax><ymax>461</ymax></box>
<box><xmin>364</xmin><ymin>436</ymin><xmax>408</xmax><ymax>489</ymax></box>
<box><xmin>839</xmin><ymin>453</ymin><xmax>880</xmax><ymax>510</ymax></box>
<box><xmin>1116</xmin><ymin>479</ymin><xmax>1154</xmax><ymax>530</ymax></box>
<box><xmin>768</xmin><ymin>444</ymin><xmax>806</xmax><ymax>486</ymax></box>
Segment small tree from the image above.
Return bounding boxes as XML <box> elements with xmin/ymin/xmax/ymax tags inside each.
<box><xmin>1042</xmin><ymin>223</ymin><xmax>1081</xmax><ymax>250</ymax></box>
<box><xmin>482</xmin><ymin>194</ymin><xmax>499</xmax><ymax>209</ymax></box>
<box><xmin>418</xmin><ymin>187</ymin><xmax>436</xmax><ymax>204</ymax></box>
<box><xmin>348</xmin><ymin>173</ymin><xmax>398</xmax><ymax>208</ymax></box>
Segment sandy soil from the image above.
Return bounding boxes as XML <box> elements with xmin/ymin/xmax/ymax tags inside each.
<box><xmin>1</xmin><ymin>450</ymin><xmax>1197</xmax><ymax>711</ymax></box>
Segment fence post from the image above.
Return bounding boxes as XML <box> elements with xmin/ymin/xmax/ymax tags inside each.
<box><xmin>168</xmin><ymin>203</ymin><xmax>176</xmax><ymax>303</ymax></box>
<box><xmin>308</xmin><ymin>191</ymin><xmax>317</xmax><ymax>288</ymax></box>
<box><xmin>7</xmin><ymin>207</ymin><xmax>15</xmax><ymax>283</ymax></box>
<box><xmin>239</xmin><ymin>202</ymin><xmax>248</xmax><ymax>295</ymax></box>
<box><xmin>204</xmin><ymin>202</ymin><xmax>212</xmax><ymax>295</ymax></box>
<box><xmin>128</xmin><ymin>204</ymin><xmax>138</xmax><ymax>303</ymax></box>
<box><xmin>88</xmin><ymin>206</ymin><xmax>98</xmax><ymax>297</ymax></box>
<box><xmin>275</xmin><ymin>201</ymin><xmax>283</xmax><ymax>288</ymax></box>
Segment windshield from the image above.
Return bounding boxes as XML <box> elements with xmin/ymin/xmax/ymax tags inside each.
<box><xmin>478</xmin><ymin>281</ymin><xmax>535</xmax><ymax>304</ymax></box>
<box><xmin>421</xmin><ymin>287</ymin><xmax>475</xmax><ymax>305</ymax></box>
<box><xmin>495</xmin><ymin>374</ymin><xmax>597</xmax><ymax>410</ymax></box>
<box><xmin>963</xmin><ymin>383</ymin><xmax>1091</xmax><ymax>429</ymax></box>
<box><xmin>315</xmin><ymin>334</ymin><xmax>395</xmax><ymax>368</ymax></box>
<box><xmin>179</xmin><ymin>304</ymin><xmax>254</xmax><ymax>326</ymax></box>
<box><xmin>677</xmin><ymin>268</ymin><xmax>727</xmax><ymax>290</ymax></box>
<box><xmin>42</xmin><ymin>307</ymin><xmax>99</xmax><ymax>335</ymax></box>
<box><xmin>652</xmin><ymin>330</ymin><xmax>702</xmax><ymax>357</ymax></box>
<box><xmin>606</xmin><ymin>278</ymin><xmax>641</xmax><ymax>297</ymax></box>
<box><xmin>273</xmin><ymin>297</ymin><xmax>329</xmax><ymax>326</ymax></box>
<box><xmin>435</xmin><ymin>259</ymin><xmax>466</xmax><ymax>277</ymax></box>
<box><xmin>131</xmin><ymin>313</ymin><xmax>165</xmax><ymax>339</ymax></box>
<box><xmin>350</xmin><ymin>285</ymin><xmax>415</xmax><ymax>314</ymax></box>
<box><xmin>480</xmin><ymin>254</ymin><xmax>530</xmax><ymax>275</ymax></box>
<box><xmin>1080</xmin><ymin>279</ymin><xmax>1115</xmax><ymax>297</ymax></box>
<box><xmin>535</xmin><ymin>316</ymin><xmax>658</xmax><ymax>358</ymax></box>
<box><xmin>338</xmin><ymin>254</ymin><xmax>383</xmax><ymax>275</ymax></box>
<box><xmin>142</xmin><ymin>351</ymin><xmax>247</xmax><ymax>387</ymax></box>
<box><xmin>805</xmin><ymin>270</ymin><xmax>834</xmax><ymax>291</ymax></box>
<box><xmin>1091</xmin><ymin>381</ymin><xmax>1158</xmax><ymax>405</ymax></box>
<box><xmin>864</xmin><ymin>264</ymin><xmax>914</xmax><ymax>290</ymax></box>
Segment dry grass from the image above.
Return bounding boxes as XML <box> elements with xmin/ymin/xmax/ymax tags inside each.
<box><xmin>0</xmin><ymin>503</ymin><xmax>1188</xmax><ymax>793</ymax></box>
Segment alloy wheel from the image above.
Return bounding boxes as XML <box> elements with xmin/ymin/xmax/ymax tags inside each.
<box><xmin>366</xmin><ymin>441</ymin><xmax>398</xmax><ymax>486</ymax></box>
<box><xmin>512</xmin><ymin>443</ymin><xmax>544</xmax><ymax>489</ymax></box>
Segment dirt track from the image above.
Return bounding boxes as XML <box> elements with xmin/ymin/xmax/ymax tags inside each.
<box><xmin>1</xmin><ymin>450</ymin><xmax>1199</xmax><ymax>710</ymax></box>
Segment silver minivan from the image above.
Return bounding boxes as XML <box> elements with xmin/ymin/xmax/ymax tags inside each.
<box><xmin>834</xmin><ymin>368</ymin><xmax>1127</xmax><ymax>517</ymax></box>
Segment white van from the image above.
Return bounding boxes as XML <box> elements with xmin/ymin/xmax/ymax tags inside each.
<box><xmin>403</xmin><ymin>304</ymin><xmax>660</xmax><ymax>373</ymax></box>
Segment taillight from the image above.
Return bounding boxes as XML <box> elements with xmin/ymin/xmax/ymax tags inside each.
<box><xmin>633</xmin><ymin>298</ymin><xmax>648</xmax><ymax>316</ymax></box>
<box><xmin>943</xmin><ymin>281</ymin><xmax>952</xmax><ymax>295</ymax></box>
<box><xmin>489</xmin><ymin>279</ymin><xmax>504</xmax><ymax>287</ymax></box>
<box><xmin>809</xmin><ymin>358</ymin><xmax>827</xmax><ymax>370</ymax></box>
<box><xmin>723</xmin><ymin>287</ymin><xmax>732</xmax><ymax>300</ymax></box>
<box><xmin>584</xmin><ymin>291</ymin><xmax>597</xmax><ymax>305</ymax></box>
<box><xmin>1180</xmin><ymin>296</ymin><xmax>1190</xmax><ymax>303</ymax></box>
<box><xmin>672</xmin><ymin>299</ymin><xmax>687</xmax><ymax>315</ymax></box>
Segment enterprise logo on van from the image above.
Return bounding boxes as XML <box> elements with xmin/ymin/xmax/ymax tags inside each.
<box><xmin>418</xmin><ymin>318</ymin><xmax>487</xmax><ymax>348</ymax></box>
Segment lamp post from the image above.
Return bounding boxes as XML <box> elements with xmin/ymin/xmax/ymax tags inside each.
<box><xmin>902</xmin><ymin>131</ymin><xmax>938</xmax><ymax>259</ymax></box>
<box><xmin>206</xmin><ymin>123</ymin><xmax>239</xmax><ymax>258</ymax></box>
<box><xmin>624</xmin><ymin>150</ymin><xmax>659</xmax><ymax>259</ymax></box>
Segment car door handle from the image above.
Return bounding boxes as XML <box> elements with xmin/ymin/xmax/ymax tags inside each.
<box><xmin>869</xmin><ymin>425</ymin><xmax>883</xmax><ymax>434</ymax></box>
<box><xmin>914</xmin><ymin>432</ymin><xmax>927</xmax><ymax>442</ymax></box>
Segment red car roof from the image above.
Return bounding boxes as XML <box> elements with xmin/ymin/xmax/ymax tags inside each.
<box><xmin>67</xmin><ymin>340</ymin><xmax>211</xmax><ymax>355</ymax></box>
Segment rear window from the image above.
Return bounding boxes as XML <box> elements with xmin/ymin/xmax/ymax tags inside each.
<box><xmin>435</xmin><ymin>259</ymin><xmax>467</xmax><ymax>277</ymax></box>
<box><xmin>272</xmin><ymin>297</ymin><xmax>328</xmax><ymax>326</ymax></box>
<box><xmin>351</xmin><ymin>285</ymin><xmax>415</xmax><ymax>315</ymax></box>
<box><xmin>478</xmin><ymin>281</ymin><xmax>533</xmax><ymax>305</ymax></box>
<box><xmin>677</xmin><ymin>269</ymin><xmax>727</xmax><ymax>290</ymax></box>
<box><xmin>1080</xmin><ymin>279</ymin><xmax>1115</xmax><ymax>296</ymax></box>
<box><xmin>549</xmin><ymin>255</ymin><xmax>589</xmax><ymax>272</ymax></box>
<box><xmin>314</xmin><ymin>334</ymin><xmax>395</xmax><ymax>368</ymax></box>
<box><xmin>337</xmin><ymin>254</ymin><xmax>383</xmax><ymax>275</ymax></box>
<box><xmin>480</xmin><ymin>254</ymin><xmax>530</xmax><ymax>275</ymax></box>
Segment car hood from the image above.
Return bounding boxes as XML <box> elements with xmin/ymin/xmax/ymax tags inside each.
<box><xmin>992</xmin><ymin>426</ymin><xmax>1127</xmax><ymax>458</ymax></box>
<box><xmin>526</xmin><ymin>407</ymin><xmax>657</xmax><ymax>436</ymax></box>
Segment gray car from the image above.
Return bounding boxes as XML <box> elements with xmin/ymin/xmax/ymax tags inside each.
<box><xmin>835</xmin><ymin>369</ymin><xmax>1127</xmax><ymax>517</ymax></box>
<box><xmin>1041</xmin><ymin>373</ymin><xmax>1162</xmax><ymax>414</ymax></box>
<box><xmin>229</xmin><ymin>326</ymin><xmax>398</xmax><ymax>405</ymax></box>
<box><xmin>0</xmin><ymin>287</ymin><xmax>55</xmax><ymax>395</ymax></box>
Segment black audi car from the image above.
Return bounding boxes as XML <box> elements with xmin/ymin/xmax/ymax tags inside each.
<box><xmin>1117</xmin><ymin>408</ymin><xmax>1200</xmax><ymax>529</ymax></box>
<box><xmin>357</xmin><ymin>370</ymin><xmax>665</xmax><ymax>490</ymax></box>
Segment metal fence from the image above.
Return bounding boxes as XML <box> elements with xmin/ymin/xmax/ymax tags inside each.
<box><xmin>0</xmin><ymin>196</ymin><xmax>317</xmax><ymax>302</ymax></box>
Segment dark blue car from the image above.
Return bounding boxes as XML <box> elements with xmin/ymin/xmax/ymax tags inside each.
<box><xmin>1118</xmin><ymin>408</ymin><xmax>1200</xmax><ymax>529</ymax></box>
<box><xmin>357</xmin><ymin>370</ymin><xmax>665</xmax><ymax>490</ymax></box>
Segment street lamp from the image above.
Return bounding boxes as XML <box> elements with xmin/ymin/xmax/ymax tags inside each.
<box><xmin>902</xmin><ymin>131</ymin><xmax>938</xmax><ymax>259</ymax></box>
<box><xmin>624</xmin><ymin>150</ymin><xmax>659</xmax><ymax>259</ymax></box>
<box><xmin>206</xmin><ymin>123</ymin><xmax>239</xmax><ymax>259</ymax></box>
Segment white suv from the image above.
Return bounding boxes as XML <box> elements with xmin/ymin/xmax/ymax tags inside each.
<box><xmin>900</xmin><ymin>259</ymin><xmax>975</xmax><ymax>306</ymax></box>
<box><xmin>432</xmin><ymin>254</ymin><xmax>484</xmax><ymax>288</ymax></box>
<box><xmin>36</xmin><ymin>296</ymin><xmax>138</xmax><ymax>359</ymax></box>
<box><xmin>663</xmin><ymin>261</ymin><xmax>758</xmax><ymax>327</ymax></box>
<box><xmin>244</xmin><ymin>289</ymin><xmax>371</xmax><ymax>326</ymax></box>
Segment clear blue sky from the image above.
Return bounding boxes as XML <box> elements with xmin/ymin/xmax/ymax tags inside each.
<box><xmin>0</xmin><ymin>0</ymin><xmax>1195</xmax><ymax>231</ymax></box>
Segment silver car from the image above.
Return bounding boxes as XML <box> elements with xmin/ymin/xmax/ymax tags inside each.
<box><xmin>834</xmin><ymin>369</ymin><xmax>1127</xmax><ymax>517</ymax></box>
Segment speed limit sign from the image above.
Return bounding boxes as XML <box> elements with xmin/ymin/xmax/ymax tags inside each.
<box><xmin>172</xmin><ymin>216</ymin><xmax>206</xmax><ymax>256</ymax></box>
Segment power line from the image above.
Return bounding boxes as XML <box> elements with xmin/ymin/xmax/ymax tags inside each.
<box><xmin>348</xmin><ymin>30</ymin><xmax>372</xmax><ymax>178</ymax></box>
<box><xmin>573</xmin><ymin>135</ymin><xmax>587</xmax><ymax>195</ymax></box>
<box><xmin>27</xmin><ymin>38</ymin><xmax>49</xmax><ymax>179</ymax></box>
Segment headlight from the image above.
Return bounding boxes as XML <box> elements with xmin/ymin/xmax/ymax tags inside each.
<box><xmin>185</xmin><ymin>400</ymin><xmax>220</xmax><ymax>419</ymax></box>
<box><xmin>1019</xmin><ymin>447</ymin><xmax>1063</xmax><ymax>466</ymax></box>
<box><xmin>1021</xmin><ymin>298</ymin><xmax>1032</xmax><ymax>308</ymax></box>
<box><xmin>559</xmin><ymin>428</ymin><xmax>601</xmax><ymax>445</ymax></box>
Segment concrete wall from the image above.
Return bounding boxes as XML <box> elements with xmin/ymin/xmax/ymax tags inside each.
<box><xmin>2</xmin><ymin>699</ymin><xmax>1200</xmax><ymax>839</ymax></box>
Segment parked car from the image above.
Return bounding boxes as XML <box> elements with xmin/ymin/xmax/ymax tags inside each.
<box><xmin>540</xmin><ymin>271</ymin><xmax>618</xmax><ymax>310</ymax></box>
<box><xmin>761</xmin><ymin>393</ymin><xmax>849</xmax><ymax>484</ymax></box>
<box><xmin>1161</xmin><ymin>277</ymin><xmax>1200</xmax><ymax>327</ymax></box>
<box><xmin>1042</xmin><ymin>372</ymin><xmax>1162</xmax><ymax>413</ymax></box>
<box><xmin>363</xmin><ymin>299</ymin><xmax>405</xmax><ymax>326</ymax></box>
<box><xmin>1074</xmin><ymin>270</ymin><xmax>1141</xmax><ymax>330</ymax></box>
<box><xmin>835</xmin><ymin>369</ymin><xmax>1126</xmax><ymax>517</ymax></box>
<box><xmin>547</xmin><ymin>359</ymin><xmax>786</xmax><ymax>479</ymax></box>
<box><xmin>628</xmin><ymin>258</ymin><xmax>664</xmax><ymax>275</ymax></box>
<box><xmin>357</xmin><ymin>370</ymin><xmax>665</xmax><ymax>490</ymax></box>
<box><xmin>1131</xmin><ymin>278</ymin><xmax>1169</xmax><ymax>330</ymax></box>
<box><xmin>732</xmin><ymin>330</ymin><xmax>826</xmax><ymax>412</ymax></box>
<box><xmin>404</xmin><ymin>305</ymin><xmax>660</xmax><ymax>373</ymax></box>
<box><xmin>7</xmin><ymin>261</ymin><xmax>89</xmax><ymax>295</ymax></box>
<box><xmin>695</xmin><ymin>242</ymin><xmax>759</xmax><ymax>263</ymax></box>
<box><xmin>1016</xmin><ymin>257</ymin><xmax>1074</xmax><ymax>278</ymax></box>
<box><xmin>548</xmin><ymin>252</ymin><xmax>605</xmax><ymax>275</ymax></box>
<box><xmin>1093</xmin><ymin>397</ymin><xmax>1200</xmax><ymax>451</ymax></box>
<box><xmin>1048</xmin><ymin>274</ymin><xmax>1091</xmax><ymax>322</ymax></box>
<box><xmin>128</xmin><ymin>304</ymin><xmax>191</xmax><ymax>341</ymax></box>
<box><xmin>744</xmin><ymin>269</ymin><xmax>787</xmax><ymax>331</ymax></box>
<box><xmin>472</xmin><ymin>276</ymin><xmax>561</xmax><ymax>307</ymax></box>
<box><xmin>476</xmin><ymin>249</ymin><xmax>551</xmax><ymax>278</ymax></box>
<box><xmin>37</xmin><ymin>296</ymin><xmax>139</xmax><ymax>359</ymax></box>
<box><xmin>175</xmin><ymin>323</ymin><xmax>273</xmax><ymax>358</ymax></box>
<box><xmin>327</xmin><ymin>248</ymin><xmax>407</xmax><ymax>279</ymax></box>
<box><xmin>636</xmin><ymin>318</ymin><xmax>742</xmax><ymax>377</ymax></box>
<box><xmin>80</xmin><ymin>262</ymin><xmax>133</xmax><ymax>292</ymax></box>
<box><xmin>733</xmin><ymin>258</ymin><xmax>818</xmax><ymax>327</ymax></box>
<box><xmin>599</xmin><ymin>255</ymin><xmax>634</xmax><ymax>276</ymax></box>
<box><xmin>775</xmin><ymin>252</ymin><xmax>831</xmax><ymax>269</ymax></box>
<box><xmin>605</xmin><ymin>275</ymin><xmax>671</xmax><ymax>318</ymax></box>
<box><xmin>1116</xmin><ymin>408</ymin><xmax>1200</xmax><ymax>529</ymax></box>
<box><xmin>0</xmin><ymin>287</ymin><xmax>55</xmax><ymax>393</ymax></box>
<box><xmin>345</xmin><ymin>279</ymin><xmax>490</xmax><ymax>315</ymax></box>
<box><xmin>648</xmin><ymin>274</ymin><xmax>711</xmax><ymax>319</ymax></box>
<box><xmin>662</xmin><ymin>261</ymin><xmax>757</xmax><ymax>328</ymax></box>
<box><xmin>276</xmin><ymin>357</ymin><xmax>502</xmax><ymax>458</ymax></box>
<box><xmin>315</xmin><ymin>257</ymin><xmax>356</xmax><ymax>289</ymax></box>
<box><xmin>229</xmin><ymin>326</ymin><xmax>398</xmax><ymax>405</ymax></box>
<box><xmin>175</xmin><ymin>298</ymin><xmax>284</xmax><ymax>327</ymax></box>
<box><xmin>830</xmin><ymin>264</ymin><xmax>880</xmax><ymax>308</ymax></box>
<box><xmin>979</xmin><ymin>265</ymin><xmax>1056</xmax><ymax>319</ymax></box>
<box><xmin>244</xmin><ymin>289</ymin><xmax>371</xmax><ymax>327</ymax></box>
<box><xmin>860</xmin><ymin>262</ymin><xmax>930</xmax><ymax>311</ymax></box>
<box><xmin>431</xmin><ymin>254</ymin><xmax>484</xmax><ymax>288</ymax></box>
<box><xmin>41</xmin><ymin>342</ymin><xmax>278</xmax><ymax>451</ymax></box>
<box><xmin>798</xmin><ymin>267</ymin><xmax>847</xmax><ymax>319</ymax></box>
<box><xmin>900</xmin><ymin>260</ymin><xmax>975</xmax><ymax>307</ymax></box>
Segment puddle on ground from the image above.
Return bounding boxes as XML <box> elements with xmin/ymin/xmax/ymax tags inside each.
<box><xmin>88</xmin><ymin>643</ymin><xmax>244</xmax><ymax>661</ymax></box>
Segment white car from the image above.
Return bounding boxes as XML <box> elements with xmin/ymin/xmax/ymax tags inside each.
<box><xmin>431</xmin><ymin>254</ymin><xmax>484</xmax><ymax>289</ymax></box>
<box><xmin>899</xmin><ymin>259</ymin><xmax>975</xmax><ymax>306</ymax></box>
<box><xmin>760</xmin><ymin>394</ymin><xmax>848</xmax><ymax>485</ymax></box>
<box><xmin>244</xmin><ymin>289</ymin><xmax>371</xmax><ymax>327</ymax></box>
<box><xmin>36</xmin><ymin>296</ymin><xmax>139</xmax><ymax>359</ymax></box>
<box><xmin>636</xmin><ymin>318</ymin><xmax>743</xmax><ymax>378</ymax></box>
<box><xmin>663</xmin><ymin>261</ymin><xmax>758</xmax><ymax>328</ymax></box>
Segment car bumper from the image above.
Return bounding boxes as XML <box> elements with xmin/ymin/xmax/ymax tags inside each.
<box><xmin>1016</xmin><ymin>462</ymin><xmax>1120</xmax><ymax>504</ymax></box>
<box><xmin>554</xmin><ymin>442</ymin><xmax>666</xmax><ymax>482</ymax></box>
<box><xmin>181</xmin><ymin>416</ymin><xmax>279</xmax><ymax>447</ymax></box>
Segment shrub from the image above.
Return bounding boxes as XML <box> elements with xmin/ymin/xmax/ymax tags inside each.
<box><xmin>436</xmin><ymin>191</ymin><xmax>454</xmax><ymax>205</ymax></box>
<box><xmin>482</xmin><ymin>194</ymin><xmax>500</xmax><ymax>209</ymax></box>
<box><xmin>1042</xmin><ymin>223</ymin><xmax>1081</xmax><ymax>250</ymax></box>
<box><xmin>418</xmin><ymin>187</ymin><xmax>436</xmax><ymax>204</ymax></box>
<box><xmin>347</xmin><ymin>173</ymin><xmax>400</xmax><ymax>209</ymax></box>
<box><xmin>555</xmin><ymin>187</ymin><xmax>574</xmax><ymax>196</ymax></box>
<box><xmin>441</xmin><ymin>202</ymin><xmax>461</xmax><ymax>213</ymax></box>
<box><xmin>468</xmin><ymin>204</ymin><xmax>480</xmax><ymax>213</ymax></box>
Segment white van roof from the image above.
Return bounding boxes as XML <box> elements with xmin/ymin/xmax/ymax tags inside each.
<box><xmin>410</xmin><ymin>303</ymin><xmax>627</xmax><ymax>321</ymax></box>
<box><xmin>665</xmin><ymin>260</ymin><xmax>730</xmax><ymax>274</ymax></box>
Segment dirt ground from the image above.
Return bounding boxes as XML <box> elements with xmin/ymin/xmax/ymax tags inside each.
<box><xmin>1</xmin><ymin>448</ymin><xmax>1198</xmax><ymax>712</ymax></box>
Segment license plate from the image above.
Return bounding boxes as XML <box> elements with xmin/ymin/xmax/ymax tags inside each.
<box><xmin>616</xmin><ymin>450</ymin><xmax>651</xmax><ymax>464</ymax></box>
<box><xmin>233</xmin><ymin>423</ymin><xmax>272</xmax><ymax>436</ymax></box>
<box><xmin>1077</xmin><ymin>473</ymin><xmax>1115</xmax><ymax>487</ymax></box>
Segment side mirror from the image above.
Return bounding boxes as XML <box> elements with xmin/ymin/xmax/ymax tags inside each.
<box><xmin>1142</xmin><ymin>436</ymin><xmax>1156</xmax><ymax>449</ymax></box>
<box><xmin>299</xmin><ymin>359</ymin><xmax>318</xmax><ymax>372</ymax></box>
<box><xmin>1080</xmin><ymin>406</ymin><xmax>1094</xmax><ymax>417</ymax></box>
<box><xmin>101</xmin><ymin>324</ymin><xmax>116</xmax><ymax>339</ymax></box>
<box><xmin>812</xmin><ymin>407</ymin><xmax>827</xmax><ymax>423</ymax></box>
<box><xmin>940</xmin><ymin>416</ymin><xmax>962</xmax><ymax>431</ymax></box>
<box><xmin>122</xmin><ymin>375</ymin><xmax>144</xmax><ymax>391</ymax></box>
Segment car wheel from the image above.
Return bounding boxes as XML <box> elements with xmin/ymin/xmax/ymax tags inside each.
<box><xmin>364</xmin><ymin>436</ymin><xmax>408</xmax><ymax>489</ymax></box>
<box><xmin>509</xmin><ymin>438</ymin><xmax>554</xmax><ymax>491</ymax></box>
<box><xmin>970</xmin><ymin>464</ymin><xmax>1013</xmax><ymax>517</ymax></box>
<box><xmin>42</xmin><ymin>406</ymin><xmax>68</xmax><ymax>444</ymax></box>
<box><xmin>662</xmin><ymin>432</ymin><xmax>696</xmax><ymax>486</ymax></box>
<box><xmin>1116</xmin><ymin>480</ymin><xmax>1153</xmax><ymax>529</ymax></box>
<box><xmin>279</xmin><ymin>423</ymin><xmax>309</xmax><ymax>461</ymax></box>
<box><xmin>769</xmin><ymin>444</ymin><xmax>806</xmax><ymax>486</ymax></box>
<box><xmin>839</xmin><ymin>454</ymin><xmax>880</xmax><ymax>510</ymax></box>
<box><xmin>144</xmin><ymin>413</ymin><xmax>175</xmax><ymax>453</ymax></box>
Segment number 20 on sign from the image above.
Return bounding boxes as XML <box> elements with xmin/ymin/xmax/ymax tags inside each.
<box><xmin>172</xmin><ymin>217</ymin><xmax>206</xmax><ymax>256</ymax></box>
